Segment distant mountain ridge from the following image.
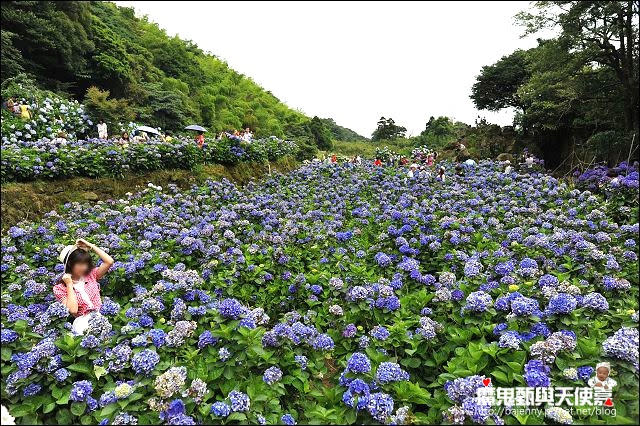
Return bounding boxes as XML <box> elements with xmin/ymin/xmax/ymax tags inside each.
<box><xmin>320</xmin><ymin>118</ymin><xmax>369</xmax><ymax>141</ymax></box>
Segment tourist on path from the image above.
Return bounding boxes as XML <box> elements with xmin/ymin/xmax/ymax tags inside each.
<box><xmin>97</xmin><ymin>120</ymin><xmax>108</xmax><ymax>139</ymax></box>
<box><xmin>196</xmin><ymin>131</ymin><xmax>205</xmax><ymax>148</ymax></box>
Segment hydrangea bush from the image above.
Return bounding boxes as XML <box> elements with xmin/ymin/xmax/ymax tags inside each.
<box><xmin>573</xmin><ymin>161</ymin><xmax>639</xmax><ymax>223</ymax></box>
<box><xmin>374</xmin><ymin>146</ymin><xmax>402</xmax><ymax>163</ymax></box>
<box><xmin>1</xmin><ymin>161</ymin><xmax>638</xmax><ymax>424</ymax></box>
<box><xmin>1</xmin><ymin>136</ymin><xmax>298</xmax><ymax>182</ymax></box>
<box><xmin>1</xmin><ymin>93</ymin><xmax>93</xmax><ymax>144</ymax></box>
<box><xmin>574</xmin><ymin>162</ymin><xmax>639</xmax><ymax>193</ymax></box>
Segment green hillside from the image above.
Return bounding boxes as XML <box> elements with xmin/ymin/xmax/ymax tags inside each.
<box><xmin>0</xmin><ymin>1</ymin><xmax>363</xmax><ymax>140</ymax></box>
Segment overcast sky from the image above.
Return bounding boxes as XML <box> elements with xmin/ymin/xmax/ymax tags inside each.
<box><xmin>116</xmin><ymin>1</ymin><xmax>542</xmax><ymax>137</ymax></box>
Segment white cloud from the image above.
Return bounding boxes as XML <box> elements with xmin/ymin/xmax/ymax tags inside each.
<box><xmin>116</xmin><ymin>1</ymin><xmax>541</xmax><ymax>137</ymax></box>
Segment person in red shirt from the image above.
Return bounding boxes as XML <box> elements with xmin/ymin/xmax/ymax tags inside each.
<box><xmin>195</xmin><ymin>132</ymin><xmax>205</xmax><ymax>148</ymax></box>
<box><xmin>374</xmin><ymin>158</ymin><xmax>382</xmax><ymax>166</ymax></box>
<box><xmin>53</xmin><ymin>239</ymin><xmax>115</xmax><ymax>335</ymax></box>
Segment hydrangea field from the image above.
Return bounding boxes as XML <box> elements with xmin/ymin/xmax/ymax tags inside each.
<box><xmin>574</xmin><ymin>162</ymin><xmax>639</xmax><ymax>192</ymax></box>
<box><xmin>1</xmin><ymin>136</ymin><xmax>298</xmax><ymax>183</ymax></box>
<box><xmin>1</xmin><ymin>94</ymin><xmax>93</xmax><ymax>143</ymax></box>
<box><xmin>1</xmin><ymin>161</ymin><xmax>639</xmax><ymax>425</ymax></box>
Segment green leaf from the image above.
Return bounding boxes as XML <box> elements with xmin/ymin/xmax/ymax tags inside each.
<box><xmin>491</xmin><ymin>370</ymin><xmax>509</xmax><ymax>384</ymax></box>
<box><xmin>129</xmin><ymin>392</ymin><xmax>144</xmax><ymax>402</ymax></box>
<box><xmin>100</xmin><ymin>404</ymin><xmax>120</xmax><ymax>417</ymax></box>
<box><xmin>56</xmin><ymin>392</ymin><xmax>70</xmax><ymax>405</ymax></box>
<box><xmin>1</xmin><ymin>346</ymin><xmax>12</xmax><ymax>361</ymax></box>
<box><xmin>51</xmin><ymin>385</ymin><xmax>65</xmax><ymax>400</ymax></box>
<box><xmin>400</xmin><ymin>357</ymin><xmax>421</xmax><ymax>368</ymax></box>
<box><xmin>71</xmin><ymin>402</ymin><xmax>87</xmax><ymax>416</ymax></box>
<box><xmin>227</xmin><ymin>412</ymin><xmax>247</xmax><ymax>421</ymax></box>
<box><xmin>68</xmin><ymin>363</ymin><xmax>92</xmax><ymax>374</ymax></box>
<box><xmin>7</xmin><ymin>403</ymin><xmax>31</xmax><ymax>418</ymax></box>
<box><xmin>81</xmin><ymin>414</ymin><xmax>95</xmax><ymax>425</ymax></box>
<box><xmin>94</xmin><ymin>365</ymin><xmax>107</xmax><ymax>380</ymax></box>
<box><xmin>56</xmin><ymin>408</ymin><xmax>73</xmax><ymax>425</ymax></box>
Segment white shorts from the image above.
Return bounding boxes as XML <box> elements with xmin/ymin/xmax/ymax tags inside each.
<box><xmin>71</xmin><ymin>313</ymin><xmax>93</xmax><ymax>335</ymax></box>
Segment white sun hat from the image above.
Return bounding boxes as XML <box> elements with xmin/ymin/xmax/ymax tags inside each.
<box><xmin>58</xmin><ymin>244</ymin><xmax>78</xmax><ymax>269</ymax></box>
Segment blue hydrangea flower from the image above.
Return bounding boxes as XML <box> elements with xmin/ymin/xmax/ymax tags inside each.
<box><xmin>370</xmin><ymin>326</ymin><xmax>390</xmax><ymax>340</ymax></box>
<box><xmin>210</xmin><ymin>401</ymin><xmax>230</xmax><ymax>417</ymax></box>
<box><xmin>263</xmin><ymin>366</ymin><xmax>283</xmax><ymax>385</ymax></box>
<box><xmin>281</xmin><ymin>414</ymin><xmax>296</xmax><ymax>425</ymax></box>
<box><xmin>347</xmin><ymin>352</ymin><xmax>371</xmax><ymax>373</ymax></box>
<box><xmin>546</xmin><ymin>293</ymin><xmax>577</xmax><ymax>315</ymax></box>
<box><xmin>228</xmin><ymin>390</ymin><xmax>250</xmax><ymax>412</ymax></box>
<box><xmin>464</xmin><ymin>291</ymin><xmax>493</xmax><ymax>312</ymax></box>
<box><xmin>376</xmin><ymin>362</ymin><xmax>410</xmax><ymax>384</ymax></box>
<box><xmin>294</xmin><ymin>355</ymin><xmax>308</xmax><ymax>370</ymax></box>
<box><xmin>131</xmin><ymin>349</ymin><xmax>160</xmax><ymax>375</ymax></box>
<box><xmin>70</xmin><ymin>380</ymin><xmax>93</xmax><ymax>402</ymax></box>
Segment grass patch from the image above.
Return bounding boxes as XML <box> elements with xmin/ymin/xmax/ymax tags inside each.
<box><xmin>1</xmin><ymin>157</ymin><xmax>298</xmax><ymax>230</ymax></box>
<box><xmin>329</xmin><ymin>139</ymin><xmax>416</xmax><ymax>158</ymax></box>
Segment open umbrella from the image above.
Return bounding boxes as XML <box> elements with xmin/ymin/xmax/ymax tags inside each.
<box><xmin>133</xmin><ymin>125</ymin><xmax>161</xmax><ymax>135</ymax></box>
<box><xmin>184</xmin><ymin>125</ymin><xmax>207</xmax><ymax>132</ymax></box>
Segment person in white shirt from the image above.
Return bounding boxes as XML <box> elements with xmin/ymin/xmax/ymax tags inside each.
<box><xmin>525</xmin><ymin>156</ymin><xmax>534</xmax><ymax>168</ymax></box>
<box><xmin>243</xmin><ymin>128</ymin><xmax>253</xmax><ymax>141</ymax></box>
<box><xmin>588</xmin><ymin>362</ymin><xmax>617</xmax><ymax>389</ymax></box>
<box><xmin>407</xmin><ymin>164</ymin><xmax>418</xmax><ymax>179</ymax></box>
<box><xmin>97</xmin><ymin>120</ymin><xmax>108</xmax><ymax>139</ymax></box>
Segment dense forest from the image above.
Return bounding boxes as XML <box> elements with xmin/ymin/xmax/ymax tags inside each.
<box><xmin>0</xmin><ymin>1</ymin><xmax>365</xmax><ymax>143</ymax></box>
<box><xmin>471</xmin><ymin>1</ymin><xmax>639</xmax><ymax>168</ymax></box>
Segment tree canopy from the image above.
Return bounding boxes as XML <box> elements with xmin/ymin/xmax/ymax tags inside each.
<box><xmin>309</xmin><ymin>116</ymin><xmax>334</xmax><ymax>150</ymax></box>
<box><xmin>472</xmin><ymin>1</ymin><xmax>639</xmax><ymax>167</ymax></box>
<box><xmin>371</xmin><ymin>117</ymin><xmax>407</xmax><ymax>141</ymax></box>
<box><xmin>518</xmin><ymin>1</ymin><xmax>639</xmax><ymax>132</ymax></box>
<box><xmin>471</xmin><ymin>50</ymin><xmax>531</xmax><ymax>112</ymax></box>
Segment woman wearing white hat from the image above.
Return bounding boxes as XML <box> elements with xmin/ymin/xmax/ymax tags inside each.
<box><xmin>52</xmin><ymin>239</ymin><xmax>114</xmax><ymax>335</ymax></box>
<box><xmin>407</xmin><ymin>164</ymin><xmax>419</xmax><ymax>179</ymax></box>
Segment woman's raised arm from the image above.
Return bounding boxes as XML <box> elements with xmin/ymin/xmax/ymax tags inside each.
<box><xmin>77</xmin><ymin>238</ymin><xmax>114</xmax><ymax>280</ymax></box>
